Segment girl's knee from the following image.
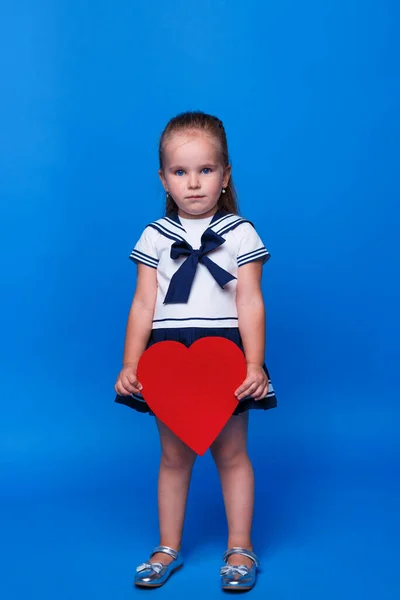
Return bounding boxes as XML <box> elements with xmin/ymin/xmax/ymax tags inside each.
<box><xmin>210</xmin><ymin>444</ymin><xmax>249</xmax><ymax>470</ymax></box>
<box><xmin>210</xmin><ymin>412</ymin><xmax>249</xmax><ymax>469</ymax></box>
<box><xmin>157</xmin><ymin>418</ymin><xmax>196</xmax><ymax>470</ymax></box>
<box><xmin>160</xmin><ymin>446</ymin><xmax>196</xmax><ymax>471</ymax></box>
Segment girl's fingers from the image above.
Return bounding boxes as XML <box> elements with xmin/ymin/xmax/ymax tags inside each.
<box><xmin>235</xmin><ymin>382</ymin><xmax>250</xmax><ymax>397</ymax></box>
<box><xmin>126</xmin><ymin>373</ymin><xmax>143</xmax><ymax>392</ymax></box>
<box><xmin>252</xmin><ymin>384</ymin><xmax>267</xmax><ymax>400</ymax></box>
<box><xmin>130</xmin><ymin>378</ymin><xmax>143</xmax><ymax>393</ymax></box>
<box><xmin>255</xmin><ymin>383</ymin><xmax>270</xmax><ymax>400</ymax></box>
<box><xmin>236</xmin><ymin>380</ymin><xmax>259</xmax><ymax>400</ymax></box>
<box><xmin>249</xmin><ymin>386</ymin><xmax>262</xmax><ymax>400</ymax></box>
<box><xmin>122</xmin><ymin>375</ymin><xmax>138</xmax><ymax>393</ymax></box>
<box><xmin>127</xmin><ymin>373</ymin><xmax>139</xmax><ymax>386</ymax></box>
<box><xmin>236</xmin><ymin>378</ymin><xmax>259</xmax><ymax>395</ymax></box>
<box><xmin>235</xmin><ymin>378</ymin><xmax>269</xmax><ymax>400</ymax></box>
<box><xmin>115</xmin><ymin>382</ymin><xmax>130</xmax><ymax>396</ymax></box>
<box><xmin>115</xmin><ymin>376</ymin><xmax>142</xmax><ymax>396</ymax></box>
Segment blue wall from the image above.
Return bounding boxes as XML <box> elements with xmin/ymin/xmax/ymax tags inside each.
<box><xmin>1</xmin><ymin>2</ymin><xmax>399</xmax><ymax>598</ymax></box>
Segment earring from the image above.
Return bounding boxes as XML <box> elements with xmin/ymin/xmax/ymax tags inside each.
<box><xmin>222</xmin><ymin>188</ymin><xmax>226</xmax><ymax>194</ymax></box>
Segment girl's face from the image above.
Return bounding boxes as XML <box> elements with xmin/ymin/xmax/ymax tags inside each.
<box><xmin>159</xmin><ymin>131</ymin><xmax>231</xmax><ymax>219</ymax></box>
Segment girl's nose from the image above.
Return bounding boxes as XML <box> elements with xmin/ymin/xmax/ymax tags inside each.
<box><xmin>188</xmin><ymin>172</ymin><xmax>200</xmax><ymax>189</ymax></box>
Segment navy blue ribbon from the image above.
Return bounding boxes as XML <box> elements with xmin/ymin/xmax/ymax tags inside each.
<box><xmin>163</xmin><ymin>229</ymin><xmax>236</xmax><ymax>304</ymax></box>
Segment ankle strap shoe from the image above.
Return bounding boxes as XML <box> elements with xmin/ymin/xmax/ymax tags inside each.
<box><xmin>134</xmin><ymin>545</ymin><xmax>183</xmax><ymax>588</ymax></box>
<box><xmin>220</xmin><ymin>547</ymin><xmax>260</xmax><ymax>591</ymax></box>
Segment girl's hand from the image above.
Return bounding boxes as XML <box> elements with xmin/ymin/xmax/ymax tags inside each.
<box><xmin>115</xmin><ymin>364</ymin><xmax>143</xmax><ymax>396</ymax></box>
<box><xmin>235</xmin><ymin>363</ymin><xmax>269</xmax><ymax>401</ymax></box>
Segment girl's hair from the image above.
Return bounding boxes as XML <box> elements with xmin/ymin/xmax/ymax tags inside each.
<box><xmin>159</xmin><ymin>111</ymin><xmax>239</xmax><ymax>215</ymax></box>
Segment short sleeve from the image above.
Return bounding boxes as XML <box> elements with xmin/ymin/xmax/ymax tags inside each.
<box><xmin>129</xmin><ymin>226</ymin><xmax>159</xmax><ymax>269</ymax></box>
<box><xmin>236</xmin><ymin>222</ymin><xmax>271</xmax><ymax>267</ymax></box>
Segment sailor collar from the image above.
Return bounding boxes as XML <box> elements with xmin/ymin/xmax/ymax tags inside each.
<box><xmin>147</xmin><ymin>209</ymin><xmax>252</xmax><ymax>244</ymax></box>
<box><xmin>145</xmin><ymin>209</ymin><xmax>253</xmax><ymax>304</ymax></box>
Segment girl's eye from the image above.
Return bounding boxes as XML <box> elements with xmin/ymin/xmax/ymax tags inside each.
<box><xmin>174</xmin><ymin>168</ymin><xmax>212</xmax><ymax>175</ymax></box>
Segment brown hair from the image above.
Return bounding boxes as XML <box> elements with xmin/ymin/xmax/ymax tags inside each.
<box><xmin>159</xmin><ymin>111</ymin><xmax>239</xmax><ymax>215</ymax></box>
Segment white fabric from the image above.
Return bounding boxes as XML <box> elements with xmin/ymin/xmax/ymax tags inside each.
<box><xmin>179</xmin><ymin>215</ymin><xmax>213</xmax><ymax>248</ymax></box>
<box><xmin>130</xmin><ymin>214</ymin><xmax>270</xmax><ymax>329</ymax></box>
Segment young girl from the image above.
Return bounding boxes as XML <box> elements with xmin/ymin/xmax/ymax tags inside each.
<box><xmin>114</xmin><ymin>111</ymin><xmax>277</xmax><ymax>591</ymax></box>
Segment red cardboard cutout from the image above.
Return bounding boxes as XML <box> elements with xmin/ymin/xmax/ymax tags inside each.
<box><xmin>137</xmin><ymin>337</ymin><xmax>247</xmax><ymax>455</ymax></box>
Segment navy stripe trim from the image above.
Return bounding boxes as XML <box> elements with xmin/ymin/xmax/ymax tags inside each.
<box><xmin>130</xmin><ymin>249</ymin><xmax>159</xmax><ymax>264</ymax></box>
<box><xmin>151</xmin><ymin>222</ymin><xmax>185</xmax><ymax>240</ymax></box>
<box><xmin>210</xmin><ymin>213</ymin><xmax>235</xmax><ymax>229</ymax></box>
<box><xmin>147</xmin><ymin>223</ymin><xmax>184</xmax><ymax>243</ymax></box>
<box><xmin>152</xmin><ymin>316</ymin><xmax>239</xmax><ymax>323</ymax></box>
<box><xmin>216</xmin><ymin>219</ymin><xmax>253</xmax><ymax>237</ymax></box>
<box><xmin>238</xmin><ymin>252</ymin><xmax>271</xmax><ymax>267</ymax></box>
<box><xmin>214</xmin><ymin>217</ymin><xmax>244</xmax><ymax>234</ymax></box>
<box><xmin>237</xmin><ymin>246</ymin><xmax>267</xmax><ymax>261</ymax></box>
<box><xmin>129</xmin><ymin>255</ymin><xmax>158</xmax><ymax>268</ymax></box>
<box><xmin>162</xmin><ymin>216</ymin><xmax>186</xmax><ymax>232</ymax></box>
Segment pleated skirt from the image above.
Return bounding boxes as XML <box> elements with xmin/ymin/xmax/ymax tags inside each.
<box><xmin>115</xmin><ymin>327</ymin><xmax>277</xmax><ymax>416</ymax></box>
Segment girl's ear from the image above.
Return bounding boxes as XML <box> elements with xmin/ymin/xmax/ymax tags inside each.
<box><xmin>158</xmin><ymin>169</ymin><xmax>168</xmax><ymax>192</ymax></box>
<box><xmin>222</xmin><ymin>164</ymin><xmax>232</xmax><ymax>188</ymax></box>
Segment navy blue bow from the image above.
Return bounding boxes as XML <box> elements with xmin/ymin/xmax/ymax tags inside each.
<box><xmin>163</xmin><ymin>229</ymin><xmax>236</xmax><ymax>304</ymax></box>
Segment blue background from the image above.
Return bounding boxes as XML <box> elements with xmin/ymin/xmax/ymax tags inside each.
<box><xmin>1</xmin><ymin>1</ymin><xmax>399</xmax><ymax>598</ymax></box>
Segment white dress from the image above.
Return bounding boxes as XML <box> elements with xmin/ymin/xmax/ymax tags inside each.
<box><xmin>115</xmin><ymin>209</ymin><xmax>277</xmax><ymax>415</ymax></box>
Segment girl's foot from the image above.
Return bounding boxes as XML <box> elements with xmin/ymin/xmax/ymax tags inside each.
<box><xmin>149</xmin><ymin>551</ymin><xmax>175</xmax><ymax>566</ymax></box>
<box><xmin>220</xmin><ymin>547</ymin><xmax>260</xmax><ymax>592</ymax></box>
<box><xmin>134</xmin><ymin>546</ymin><xmax>183</xmax><ymax>588</ymax></box>
<box><xmin>227</xmin><ymin>549</ymin><xmax>254</xmax><ymax>570</ymax></box>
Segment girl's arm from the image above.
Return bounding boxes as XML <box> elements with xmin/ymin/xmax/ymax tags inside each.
<box><xmin>235</xmin><ymin>260</ymin><xmax>269</xmax><ymax>400</ymax></box>
<box><xmin>236</xmin><ymin>260</ymin><xmax>265</xmax><ymax>366</ymax></box>
<box><xmin>122</xmin><ymin>263</ymin><xmax>158</xmax><ymax>367</ymax></box>
<box><xmin>115</xmin><ymin>264</ymin><xmax>157</xmax><ymax>396</ymax></box>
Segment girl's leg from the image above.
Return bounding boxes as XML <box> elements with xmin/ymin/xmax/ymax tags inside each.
<box><xmin>210</xmin><ymin>411</ymin><xmax>255</xmax><ymax>568</ymax></box>
<box><xmin>150</xmin><ymin>417</ymin><xmax>197</xmax><ymax>565</ymax></box>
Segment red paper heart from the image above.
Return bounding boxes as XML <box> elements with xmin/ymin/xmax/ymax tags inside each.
<box><xmin>137</xmin><ymin>337</ymin><xmax>247</xmax><ymax>455</ymax></box>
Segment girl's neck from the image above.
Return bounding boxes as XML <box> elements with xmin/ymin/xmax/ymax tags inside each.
<box><xmin>179</xmin><ymin>214</ymin><xmax>213</xmax><ymax>221</ymax></box>
<box><xmin>178</xmin><ymin>209</ymin><xmax>217</xmax><ymax>221</ymax></box>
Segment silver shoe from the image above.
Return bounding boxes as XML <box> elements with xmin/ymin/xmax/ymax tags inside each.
<box><xmin>134</xmin><ymin>545</ymin><xmax>183</xmax><ymax>588</ymax></box>
<box><xmin>220</xmin><ymin>547</ymin><xmax>260</xmax><ymax>591</ymax></box>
